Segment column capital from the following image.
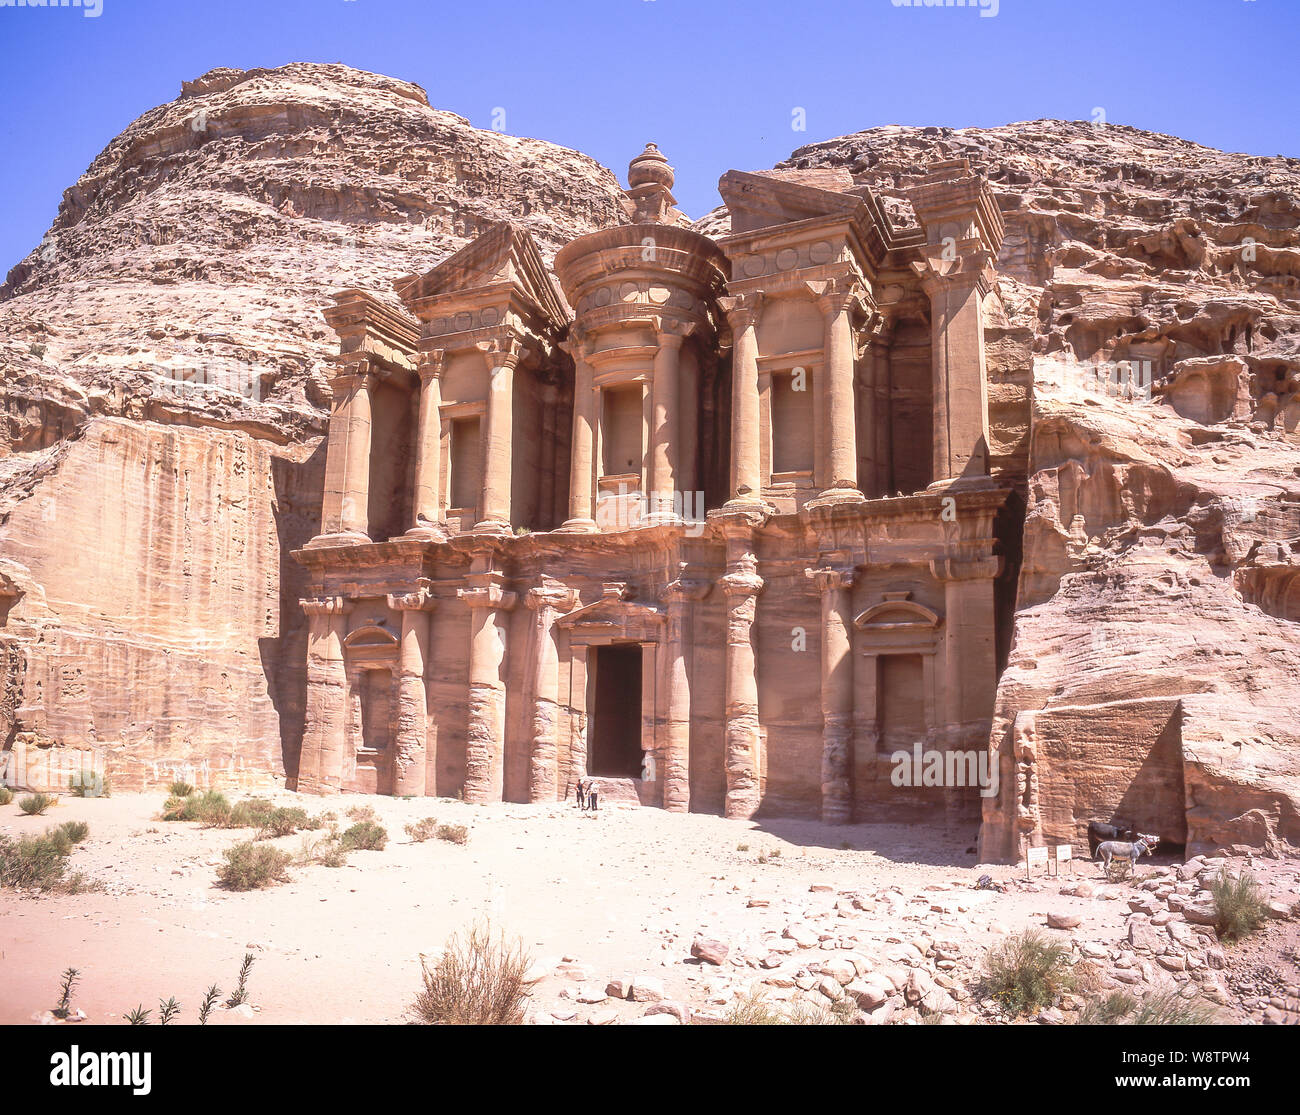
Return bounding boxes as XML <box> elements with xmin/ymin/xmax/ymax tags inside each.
<box><xmin>805</xmin><ymin>565</ymin><xmax>856</xmax><ymax>594</ymax></box>
<box><xmin>661</xmin><ymin>574</ymin><xmax>712</xmax><ymax>605</ymax></box>
<box><xmin>387</xmin><ymin>581</ymin><xmax>437</xmax><ymax>612</ymax></box>
<box><xmin>719</xmin><ymin>569</ymin><xmax>764</xmax><ymax>600</ymax></box>
<box><xmin>475</xmin><ymin>334</ymin><xmax>527</xmax><ymax>373</ymax></box>
<box><xmin>653</xmin><ymin>317</ymin><xmax>694</xmax><ymax>346</ymax></box>
<box><xmin>325</xmin><ymin>353</ymin><xmax>379</xmax><ymax>389</ymax></box>
<box><xmin>913</xmin><ymin>244</ymin><xmax>996</xmax><ymax>298</ymax></box>
<box><xmin>929</xmin><ymin>554</ymin><xmax>1002</xmax><ymax>582</ymax></box>
<box><xmin>459</xmin><ymin>571</ymin><xmax>517</xmax><ymax>611</ymax></box>
<box><xmin>300</xmin><ymin>595</ymin><xmax>353</xmax><ymax>617</ymax></box>
<box><xmin>718</xmin><ymin>293</ymin><xmax>764</xmax><ymax>332</ymax></box>
<box><xmin>526</xmin><ymin>576</ymin><xmax>577</xmax><ymax>613</ymax></box>
<box><xmin>416</xmin><ymin>348</ymin><xmax>447</xmax><ymax>383</ymax></box>
<box><xmin>808</xmin><ymin>276</ymin><xmax>868</xmax><ymax>317</ymax></box>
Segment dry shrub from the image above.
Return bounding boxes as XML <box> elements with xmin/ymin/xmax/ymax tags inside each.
<box><xmin>726</xmin><ymin>988</ymin><xmax>854</xmax><ymax>1026</ymax></box>
<box><xmin>405</xmin><ymin>817</ymin><xmax>439</xmax><ymax>842</ymax></box>
<box><xmin>0</xmin><ymin>787</ymin><xmax>14</xmax><ymax>806</ymax></box>
<box><xmin>216</xmin><ymin>841</ymin><xmax>292</xmax><ymax>890</ymax></box>
<box><xmin>412</xmin><ymin>922</ymin><xmax>536</xmax><ymax>1025</ymax></box>
<box><xmin>436</xmin><ymin>824</ymin><xmax>468</xmax><ymax>846</ymax></box>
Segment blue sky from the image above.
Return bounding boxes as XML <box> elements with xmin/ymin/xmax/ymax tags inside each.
<box><xmin>1</xmin><ymin>0</ymin><xmax>1296</xmax><ymax>275</ymax></box>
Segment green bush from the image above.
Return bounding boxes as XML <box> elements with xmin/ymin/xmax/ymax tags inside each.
<box><xmin>0</xmin><ymin>787</ymin><xmax>13</xmax><ymax>806</ymax></box>
<box><xmin>979</xmin><ymin>929</ymin><xmax>1078</xmax><ymax>1015</ymax></box>
<box><xmin>19</xmin><ymin>793</ymin><xmax>55</xmax><ymax>816</ymax></box>
<box><xmin>412</xmin><ymin>921</ymin><xmax>535</xmax><ymax>1025</ymax></box>
<box><xmin>341</xmin><ymin>821</ymin><xmax>388</xmax><ymax>852</ymax></box>
<box><xmin>436</xmin><ymin>824</ymin><xmax>469</xmax><ymax>846</ymax></box>
<box><xmin>1210</xmin><ymin>870</ymin><xmax>1268</xmax><ymax>942</ymax></box>
<box><xmin>169</xmin><ymin>781</ymin><xmax>195</xmax><ymax>797</ymax></box>
<box><xmin>405</xmin><ymin>817</ymin><xmax>439</xmax><ymax>843</ymax></box>
<box><xmin>215</xmin><ymin>841</ymin><xmax>292</xmax><ymax>891</ymax></box>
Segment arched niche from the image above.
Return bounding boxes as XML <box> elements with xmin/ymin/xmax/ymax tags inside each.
<box><xmin>853</xmin><ymin>592</ymin><xmax>944</xmax><ymax>746</ymax></box>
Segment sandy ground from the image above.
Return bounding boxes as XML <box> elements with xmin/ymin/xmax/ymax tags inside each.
<box><xmin>2</xmin><ymin>790</ymin><xmax>1298</xmax><ymax>1025</ymax></box>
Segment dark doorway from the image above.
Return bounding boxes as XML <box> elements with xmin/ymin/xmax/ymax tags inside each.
<box><xmin>590</xmin><ymin>644</ymin><xmax>643</xmax><ymax>777</ymax></box>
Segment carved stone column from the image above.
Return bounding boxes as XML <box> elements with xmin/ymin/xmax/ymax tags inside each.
<box><xmin>919</xmin><ymin>257</ymin><xmax>994</xmax><ymax>484</ymax></box>
<box><xmin>459</xmin><ymin>571</ymin><xmax>517</xmax><ymax>802</ymax></box>
<box><xmin>298</xmin><ymin>596</ymin><xmax>352</xmax><ymax>794</ymax></box>
<box><xmin>718</xmin><ymin>518</ymin><xmax>764</xmax><ymax>819</ymax></box>
<box><xmin>720</xmin><ymin>295</ymin><xmax>766</xmax><ymax>509</ymax></box>
<box><xmin>660</xmin><ymin>572</ymin><xmax>710</xmax><ymax>812</ymax></box>
<box><xmin>813</xmin><ymin>282</ymin><xmax>866</xmax><ymax>504</ymax></box>
<box><xmin>929</xmin><ymin>553</ymin><xmax>1000</xmax><ymax>750</ymax></box>
<box><xmin>648</xmin><ymin>323</ymin><xmax>689</xmax><ymax>523</ymax></box>
<box><xmin>807</xmin><ymin>565</ymin><xmax>856</xmax><ymax>824</ymax></box>
<box><xmin>314</xmin><ymin>356</ymin><xmax>376</xmax><ymax>542</ymax></box>
<box><xmin>559</xmin><ymin>331</ymin><xmax>598</xmax><ymax>532</ymax></box>
<box><xmin>474</xmin><ymin>338</ymin><xmax>523</xmax><ymax>533</ymax></box>
<box><xmin>387</xmin><ymin>584</ymin><xmax>436</xmax><ymax>797</ymax></box>
<box><xmin>525</xmin><ymin>577</ymin><xmax>576</xmax><ymax>803</ymax></box>
<box><xmin>869</xmin><ymin>318</ymin><xmax>894</xmax><ymax>498</ymax></box>
<box><xmin>408</xmin><ymin>350</ymin><xmax>446</xmax><ymax>539</ymax></box>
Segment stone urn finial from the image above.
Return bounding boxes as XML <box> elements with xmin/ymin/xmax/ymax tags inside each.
<box><xmin>628</xmin><ymin>142</ymin><xmax>674</xmax><ymax>192</ymax></box>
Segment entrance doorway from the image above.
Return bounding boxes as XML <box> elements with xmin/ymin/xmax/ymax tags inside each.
<box><xmin>590</xmin><ymin>643</ymin><xmax>643</xmax><ymax>777</ymax></box>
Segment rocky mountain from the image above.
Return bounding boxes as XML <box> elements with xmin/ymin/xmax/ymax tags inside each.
<box><xmin>1</xmin><ymin>68</ymin><xmax>1297</xmax><ymax>856</ymax></box>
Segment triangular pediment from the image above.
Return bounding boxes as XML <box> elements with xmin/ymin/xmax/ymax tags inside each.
<box><xmin>398</xmin><ymin>222</ymin><xmax>569</xmax><ymax>326</ymax></box>
<box><xmin>719</xmin><ymin>169</ymin><xmax>865</xmax><ymax>235</ymax></box>
<box><xmin>557</xmin><ymin>584</ymin><xmax>665</xmax><ymax>631</ymax></box>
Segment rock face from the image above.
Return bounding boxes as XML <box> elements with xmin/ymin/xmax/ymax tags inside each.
<box><xmin>0</xmin><ymin>63</ymin><xmax>626</xmax><ymax>790</ymax></box>
<box><xmin>2</xmin><ymin>73</ymin><xmax>1298</xmax><ymax>857</ymax></box>
<box><xmin>768</xmin><ymin>121</ymin><xmax>1300</xmax><ymax>857</ymax></box>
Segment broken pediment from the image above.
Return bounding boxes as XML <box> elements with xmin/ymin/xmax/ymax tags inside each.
<box><xmin>397</xmin><ymin>221</ymin><xmax>570</xmax><ymax>328</ymax></box>
<box><xmin>718</xmin><ymin>168</ymin><xmax>865</xmax><ymax>235</ymax></box>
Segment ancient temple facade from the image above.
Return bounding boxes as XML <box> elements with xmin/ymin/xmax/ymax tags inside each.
<box><xmin>294</xmin><ymin>146</ymin><xmax>1011</xmax><ymax>823</ymax></box>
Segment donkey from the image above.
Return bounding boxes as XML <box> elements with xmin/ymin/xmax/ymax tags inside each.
<box><xmin>1094</xmin><ymin>834</ymin><xmax>1159</xmax><ymax>875</ymax></box>
<box><xmin>1087</xmin><ymin>820</ymin><xmax>1134</xmax><ymax>857</ymax></box>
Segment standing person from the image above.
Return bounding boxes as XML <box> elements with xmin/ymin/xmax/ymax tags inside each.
<box><xmin>588</xmin><ymin>783</ymin><xmax>599</xmax><ymax>813</ymax></box>
<box><xmin>576</xmin><ymin>779</ymin><xmax>587</xmax><ymax>811</ymax></box>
